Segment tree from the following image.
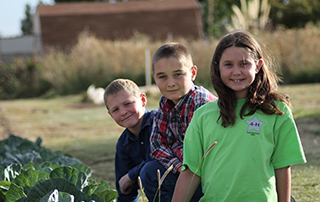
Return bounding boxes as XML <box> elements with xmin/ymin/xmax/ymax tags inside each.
<box><xmin>21</xmin><ymin>4</ymin><xmax>33</xmax><ymax>35</ymax></box>
<box><xmin>269</xmin><ymin>0</ymin><xmax>320</xmax><ymax>28</ymax></box>
<box><xmin>198</xmin><ymin>0</ymin><xmax>241</xmax><ymax>38</ymax></box>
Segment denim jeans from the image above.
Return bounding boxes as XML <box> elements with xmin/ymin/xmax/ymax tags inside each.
<box><xmin>140</xmin><ymin>161</ymin><xmax>203</xmax><ymax>202</ymax></box>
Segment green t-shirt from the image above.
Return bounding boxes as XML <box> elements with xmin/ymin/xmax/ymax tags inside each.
<box><xmin>183</xmin><ymin>99</ymin><xmax>306</xmax><ymax>202</ymax></box>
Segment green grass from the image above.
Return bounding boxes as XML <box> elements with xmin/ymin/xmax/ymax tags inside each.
<box><xmin>0</xmin><ymin>83</ymin><xmax>320</xmax><ymax>201</ymax></box>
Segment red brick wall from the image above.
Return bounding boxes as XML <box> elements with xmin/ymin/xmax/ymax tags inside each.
<box><xmin>39</xmin><ymin>3</ymin><xmax>203</xmax><ymax>49</ymax></box>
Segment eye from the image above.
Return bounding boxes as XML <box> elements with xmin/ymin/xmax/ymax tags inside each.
<box><xmin>157</xmin><ymin>74</ymin><xmax>167</xmax><ymax>79</ymax></box>
<box><xmin>111</xmin><ymin>108</ymin><xmax>119</xmax><ymax>113</ymax></box>
<box><xmin>224</xmin><ymin>63</ymin><xmax>232</xmax><ymax>68</ymax></box>
<box><xmin>125</xmin><ymin>102</ymin><xmax>133</xmax><ymax>106</ymax></box>
<box><xmin>241</xmin><ymin>61</ymin><xmax>249</xmax><ymax>67</ymax></box>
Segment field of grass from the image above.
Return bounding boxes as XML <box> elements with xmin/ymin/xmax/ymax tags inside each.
<box><xmin>0</xmin><ymin>83</ymin><xmax>319</xmax><ymax>201</ymax></box>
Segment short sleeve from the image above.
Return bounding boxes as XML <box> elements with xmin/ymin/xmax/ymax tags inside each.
<box><xmin>271</xmin><ymin>104</ymin><xmax>307</xmax><ymax>169</ymax></box>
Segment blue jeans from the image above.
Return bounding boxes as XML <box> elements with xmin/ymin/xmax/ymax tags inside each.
<box><xmin>140</xmin><ymin>161</ymin><xmax>203</xmax><ymax>202</ymax></box>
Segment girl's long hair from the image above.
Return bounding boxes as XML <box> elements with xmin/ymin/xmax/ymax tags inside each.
<box><xmin>210</xmin><ymin>31</ymin><xmax>291</xmax><ymax>127</ymax></box>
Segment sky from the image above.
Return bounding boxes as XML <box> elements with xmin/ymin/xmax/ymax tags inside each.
<box><xmin>0</xmin><ymin>0</ymin><xmax>54</xmax><ymax>38</ymax></box>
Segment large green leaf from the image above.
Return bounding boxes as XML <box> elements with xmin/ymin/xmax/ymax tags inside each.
<box><xmin>41</xmin><ymin>162</ymin><xmax>62</xmax><ymax>171</ymax></box>
<box><xmin>39</xmin><ymin>189</ymin><xmax>75</xmax><ymax>202</ymax></box>
<box><xmin>0</xmin><ymin>180</ymin><xmax>11</xmax><ymax>201</ymax></box>
<box><xmin>27</xmin><ymin>178</ymin><xmax>91</xmax><ymax>202</ymax></box>
<box><xmin>86</xmin><ymin>180</ymin><xmax>117</xmax><ymax>202</ymax></box>
<box><xmin>5</xmin><ymin>183</ymin><xmax>27</xmax><ymax>202</ymax></box>
<box><xmin>95</xmin><ymin>189</ymin><xmax>118</xmax><ymax>202</ymax></box>
<box><xmin>50</xmin><ymin>166</ymin><xmax>79</xmax><ymax>185</ymax></box>
<box><xmin>76</xmin><ymin>171</ymin><xmax>88</xmax><ymax>190</ymax></box>
<box><xmin>13</xmin><ymin>169</ymin><xmax>50</xmax><ymax>194</ymax></box>
<box><xmin>71</xmin><ymin>163</ymin><xmax>92</xmax><ymax>177</ymax></box>
<box><xmin>40</xmin><ymin>149</ymin><xmax>61</xmax><ymax>162</ymax></box>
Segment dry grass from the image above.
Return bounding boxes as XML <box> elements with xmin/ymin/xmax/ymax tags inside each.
<box><xmin>35</xmin><ymin>25</ymin><xmax>320</xmax><ymax>96</ymax></box>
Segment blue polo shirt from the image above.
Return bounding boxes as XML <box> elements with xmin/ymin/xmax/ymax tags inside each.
<box><xmin>115</xmin><ymin>110</ymin><xmax>156</xmax><ymax>202</ymax></box>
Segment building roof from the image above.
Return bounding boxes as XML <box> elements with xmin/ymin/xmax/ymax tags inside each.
<box><xmin>37</xmin><ymin>0</ymin><xmax>199</xmax><ymax>16</ymax></box>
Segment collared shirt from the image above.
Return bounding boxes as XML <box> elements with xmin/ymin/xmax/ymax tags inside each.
<box><xmin>150</xmin><ymin>83</ymin><xmax>217</xmax><ymax>173</ymax></box>
<box><xmin>115</xmin><ymin>110</ymin><xmax>156</xmax><ymax>202</ymax></box>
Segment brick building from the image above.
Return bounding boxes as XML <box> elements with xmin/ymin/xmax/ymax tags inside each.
<box><xmin>34</xmin><ymin>0</ymin><xmax>204</xmax><ymax>50</ymax></box>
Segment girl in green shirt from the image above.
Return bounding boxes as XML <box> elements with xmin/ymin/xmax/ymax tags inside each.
<box><xmin>172</xmin><ymin>31</ymin><xmax>306</xmax><ymax>202</ymax></box>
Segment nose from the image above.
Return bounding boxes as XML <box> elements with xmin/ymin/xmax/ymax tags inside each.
<box><xmin>232</xmin><ymin>65</ymin><xmax>241</xmax><ymax>75</ymax></box>
<box><xmin>167</xmin><ymin>77</ymin><xmax>176</xmax><ymax>88</ymax></box>
<box><xmin>120</xmin><ymin>107</ymin><xmax>127</xmax><ymax>116</ymax></box>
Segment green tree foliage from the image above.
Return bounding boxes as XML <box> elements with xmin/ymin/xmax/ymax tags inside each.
<box><xmin>198</xmin><ymin>0</ymin><xmax>241</xmax><ymax>37</ymax></box>
<box><xmin>269</xmin><ymin>0</ymin><xmax>320</xmax><ymax>28</ymax></box>
<box><xmin>21</xmin><ymin>4</ymin><xmax>33</xmax><ymax>35</ymax></box>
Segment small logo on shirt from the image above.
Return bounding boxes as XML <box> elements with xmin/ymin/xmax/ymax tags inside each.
<box><xmin>245</xmin><ymin>115</ymin><xmax>265</xmax><ymax>136</ymax></box>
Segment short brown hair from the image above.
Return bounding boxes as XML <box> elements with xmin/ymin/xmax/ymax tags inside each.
<box><xmin>152</xmin><ymin>42</ymin><xmax>193</xmax><ymax>72</ymax></box>
<box><xmin>104</xmin><ymin>79</ymin><xmax>141</xmax><ymax>109</ymax></box>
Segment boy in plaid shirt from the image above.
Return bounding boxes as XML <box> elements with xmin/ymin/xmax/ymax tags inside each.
<box><xmin>140</xmin><ymin>42</ymin><xmax>217</xmax><ymax>201</ymax></box>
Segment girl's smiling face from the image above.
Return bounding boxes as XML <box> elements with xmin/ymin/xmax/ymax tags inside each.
<box><xmin>219</xmin><ymin>46</ymin><xmax>262</xmax><ymax>99</ymax></box>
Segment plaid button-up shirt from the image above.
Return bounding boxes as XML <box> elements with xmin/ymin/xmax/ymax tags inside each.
<box><xmin>150</xmin><ymin>83</ymin><xmax>217</xmax><ymax>173</ymax></box>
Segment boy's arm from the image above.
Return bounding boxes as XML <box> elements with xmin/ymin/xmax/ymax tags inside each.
<box><xmin>275</xmin><ymin>166</ymin><xmax>291</xmax><ymax>202</ymax></box>
<box><xmin>115</xmin><ymin>142</ymin><xmax>140</xmax><ymax>201</ymax></box>
<box><xmin>172</xmin><ymin>167</ymin><xmax>201</xmax><ymax>202</ymax></box>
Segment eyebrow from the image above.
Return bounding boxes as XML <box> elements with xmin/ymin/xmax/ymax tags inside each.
<box><xmin>155</xmin><ymin>72</ymin><xmax>166</xmax><ymax>77</ymax></box>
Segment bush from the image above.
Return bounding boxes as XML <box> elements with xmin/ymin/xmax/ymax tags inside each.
<box><xmin>0</xmin><ymin>59</ymin><xmax>51</xmax><ymax>99</ymax></box>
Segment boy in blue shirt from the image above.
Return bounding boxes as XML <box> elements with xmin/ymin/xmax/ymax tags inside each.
<box><xmin>104</xmin><ymin>79</ymin><xmax>156</xmax><ymax>202</ymax></box>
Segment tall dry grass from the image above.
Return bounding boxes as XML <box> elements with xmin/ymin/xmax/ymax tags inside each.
<box><xmin>260</xmin><ymin>24</ymin><xmax>320</xmax><ymax>83</ymax></box>
<box><xmin>36</xmin><ymin>25</ymin><xmax>320</xmax><ymax>95</ymax></box>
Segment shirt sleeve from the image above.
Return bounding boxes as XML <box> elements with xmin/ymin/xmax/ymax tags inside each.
<box><xmin>271</xmin><ymin>104</ymin><xmax>307</xmax><ymax>169</ymax></box>
<box><xmin>115</xmin><ymin>139</ymin><xmax>140</xmax><ymax>201</ymax></box>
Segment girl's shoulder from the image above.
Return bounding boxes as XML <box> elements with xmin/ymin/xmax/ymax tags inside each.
<box><xmin>274</xmin><ymin>100</ymin><xmax>292</xmax><ymax>112</ymax></box>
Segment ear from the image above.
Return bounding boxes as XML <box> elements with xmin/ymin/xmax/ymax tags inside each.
<box><xmin>191</xmin><ymin>65</ymin><xmax>198</xmax><ymax>81</ymax></box>
<box><xmin>255</xmin><ymin>59</ymin><xmax>263</xmax><ymax>74</ymax></box>
<box><xmin>140</xmin><ymin>93</ymin><xmax>147</xmax><ymax>107</ymax></box>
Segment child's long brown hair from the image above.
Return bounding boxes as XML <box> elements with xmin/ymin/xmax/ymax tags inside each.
<box><xmin>210</xmin><ymin>31</ymin><xmax>291</xmax><ymax>127</ymax></box>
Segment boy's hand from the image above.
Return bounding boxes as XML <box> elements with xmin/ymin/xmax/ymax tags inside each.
<box><xmin>119</xmin><ymin>173</ymin><xmax>135</xmax><ymax>194</ymax></box>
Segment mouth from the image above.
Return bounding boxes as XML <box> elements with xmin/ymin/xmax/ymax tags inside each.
<box><xmin>122</xmin><ymin>114</ymin><xmax>133</xmax><ymax>122</ymax></box>
<box><xmin>167</xmin><ymin>89</ymin><xmax>178</xmax><ymax>93</ymax></box>
<box><xmin>231</xmin><ymin>79</ymin><xmax>245</xmax><ymax>82</ymax></box>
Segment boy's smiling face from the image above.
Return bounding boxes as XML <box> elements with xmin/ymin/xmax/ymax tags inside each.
<box><xmin>153</xmin><ymin>56</ymin><xmax>197</xmax><ymax>105</ymax></box>
<box><xmin>107</xmin><ymin>90</ymin><xmax>146</xmax><ymax>133</ymax></box>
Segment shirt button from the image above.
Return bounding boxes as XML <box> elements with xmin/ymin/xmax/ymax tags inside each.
<box><xmin>141</xmin><ymin>142</ymin><xmax>144</xmax><ymax>144</ymax></box>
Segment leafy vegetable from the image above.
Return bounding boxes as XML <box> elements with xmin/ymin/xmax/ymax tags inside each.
<box><xmin>0</xmin><ymin>135</ymin><xmax>117</xmax><ymax>202</ymax></box>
